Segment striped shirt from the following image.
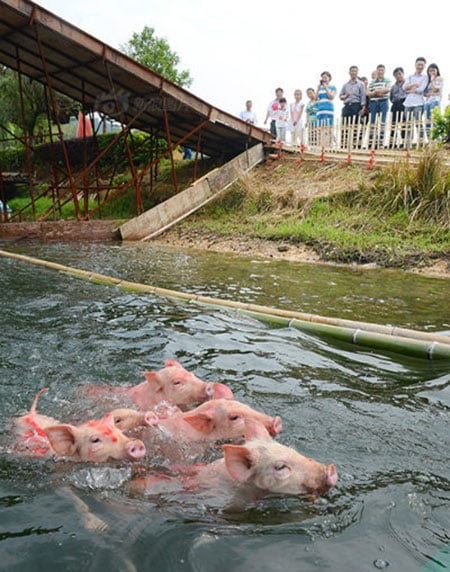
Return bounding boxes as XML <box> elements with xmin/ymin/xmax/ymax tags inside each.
<box><xmin>368</xmin><ymin>78</ymin><xmax>391</xmax><ymax>101</ymax></box>
<box><xmin>316</xmin><ymin>85</ymin><xmax>336</xmax><ymax>125</ymax></box>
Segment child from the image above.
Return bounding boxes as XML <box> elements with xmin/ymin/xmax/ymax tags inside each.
<box><xmin>305</xmin><ymin>87</ymin><xmax>319</xmax><ymax>146</ymax></box>
<box><xmin>275</xmin><ymin>97</ymin><xmax>289</xmax><ymax>143</ymax></box>
<box><xmin>289</xmin><ymin>89</ymin><xmax>305</xmax><ymax>146</ymax></box>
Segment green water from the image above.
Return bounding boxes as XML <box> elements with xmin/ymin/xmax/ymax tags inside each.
<box><xmin>0</xmin><ymin>240</ymin><xmax>449</xmax><ymax>571</ymax></box>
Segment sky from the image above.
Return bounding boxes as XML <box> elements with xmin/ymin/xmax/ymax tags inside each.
<box><xmin>37</xmin><ymin>0</ymin><xmax>449</xmax><ymax>127</ymax></box>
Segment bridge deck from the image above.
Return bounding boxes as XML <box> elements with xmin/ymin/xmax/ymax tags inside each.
<box><xmin>0</xmin><ymin>0</ymin><xmax>272</xmax><ymax>159</ymax></box>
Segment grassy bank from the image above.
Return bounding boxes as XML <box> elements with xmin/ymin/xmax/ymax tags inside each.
<box><xmin>176</xmin><ymin>148</ymin><xmax>450</xmax><ymax>269</ymax></box>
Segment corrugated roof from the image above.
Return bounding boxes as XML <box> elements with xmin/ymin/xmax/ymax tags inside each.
<box><xmin>0</xmin><ymin>0</ymin><xmax>271</xmax><ymax>158</ymax></box>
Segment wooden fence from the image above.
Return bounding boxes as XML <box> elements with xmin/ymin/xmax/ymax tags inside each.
<box><xmin>290</xmin><ymin>112</ymin><xmax>437</xmax><ymax>152</ymax></box>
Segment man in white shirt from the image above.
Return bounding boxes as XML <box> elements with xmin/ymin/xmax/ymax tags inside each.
<box><xmin>404</xmin><ymin>57</ymin><xmax>428</xmax><ymax>147</ymax></box>
<box><xmin>264</xmin><ymin>87</ymin><xmax>284</xmax><ymax>138</ymax></box>
<box><xmin>239</xmin><ymin>100</ymin><xmax>257</xmax><ymax>125</ymax></box>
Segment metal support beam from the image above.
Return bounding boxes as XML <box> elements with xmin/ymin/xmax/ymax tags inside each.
<box><xmin>33</xmin><ymin>21</ymin><xmax>82</xmax><ymax>220</ymax></box>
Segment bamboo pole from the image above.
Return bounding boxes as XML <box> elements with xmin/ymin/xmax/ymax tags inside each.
<box><xmin>1</xmin><ymin>248</ymin><xmax>449</xmax><ymax>360</ymax></box>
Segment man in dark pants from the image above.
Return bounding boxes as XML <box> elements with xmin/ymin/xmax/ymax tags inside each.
<box><xmin>390</xmin><ymin>67</ymin><xmax>406</xmax><ymax>148</ymax></box>
<box><xmin>339</xmin><ymin>66</ymin><xmax>367</xmax><ymax>148</ymax></box>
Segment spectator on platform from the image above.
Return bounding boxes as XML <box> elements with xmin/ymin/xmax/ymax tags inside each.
<box><xmin>289</xmin><ymin>89</ymin><xmax>305</xmax><ymax>147</ymax></box>
<box><xmin>316</xmin><ymin>71</ymin><xmax>336</xmax><ymax>127</ymax></box>
<box><xmin>367</xmin><ymin>64</ymin><xmax>391</xmax><ymax>147</ymax></box>
<box><xmin>305</xmin><ymin>87</ymin><xmax>319</xmax><ymax>146</ymax></box>
<box><xmin>390</xmin><ymin>66</ymin><xmax>406</xmax><ymax>147</ymax></box>
<box><xmin>239</xmin><ymin>100</ymin><xmax>257</xmax><ymax>125</ymax></box>
<box><xmin>275</xmin><ymin>97</ymin><xmax>289</xmax><ymax>143</ymax></box>
<box><xmin>368</xmin><ymin>64</ymin><xmax>391</xmax><ymax>124</ymax></box>
<box><xmin>359</xmin><ymin>76</ymin><xmax>370</xmax><ymax>124</ymax></box>
<box><xmin>264</xmin><ymin>87</ymin><xmax>284</xmax><ymax>138</ymax></box>
<box><xmin>424</xmin><ymin>63</ymin><xmax>444</xmax><ymax>137</ymax></box>
<box><xmin>340</xmin><ymin>65</ymin><xmax>366</xmax><ymax>148</ymax></box>
<box><xmin>404</xmin><ymin>56</ymin><xmax>428</xmax><ymax>147</ymax></box>
<box><xmin>340</xmin><ymin>65</ymin><xmax>366</xmax><ymax>121</ymax></box>
<box><xmin>316</xmin><ymin>71</ymin><xmax>336</xmax><ymax>147</ymax></box>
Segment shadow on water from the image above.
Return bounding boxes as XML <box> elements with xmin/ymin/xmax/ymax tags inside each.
<box><xmin>0</xmin><ymin>240</ymin><xmax>449</xmax><ymax>571</ymax></box>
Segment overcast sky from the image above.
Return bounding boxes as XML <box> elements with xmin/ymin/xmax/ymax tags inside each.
<box><xmin>38</xmin><ymin>0</ymin><xmax>449</xmax><ymax>127</ymax></box>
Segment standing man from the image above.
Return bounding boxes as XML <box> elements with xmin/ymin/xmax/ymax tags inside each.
<box><xmin>390</xmin><ymin>67</ymin><xmax>407</xmax><ymax>148</ymax></box>
<box><xmin>403</xmin><ymin>57</ymin><xmax>428</xmax><ymax>148</ymax></box>
<box><xmin>239</xmin><ymin>100</ymin><xmax>257</xmax><ymax>125</ymax></box>
<box><xmin>339</xmin><ymin>65</ymin><xmax>366</xmax><ymax>148</ymax></box>
<box><xmin>367</xmin><ymin>64</ymin><xmax>391</xmax><ymax>147</ymax></box>
<box><xmin>340</xmin><ymin>65</ymin><xmax>367</xmax><ymax>120</ymax></box>
<box><xmin>264</xmin><ymin>87</ymin><xmax>284</xmax><ymax>139</ymax></box>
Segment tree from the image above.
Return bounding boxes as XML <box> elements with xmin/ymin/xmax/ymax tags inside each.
<box><xmin>120</xmin><ymin>26</ymin><xmax>193</xmax><ymax>88</ymax></box>
<box><xmin>0</xmin><ymin>67</ymin><xmax>79</xmax><ymax>138</ymax></box>
<box><xmin>0</xmin><ymin>68</ymin><xmax>47</xmax><ymax>137</ymax></box>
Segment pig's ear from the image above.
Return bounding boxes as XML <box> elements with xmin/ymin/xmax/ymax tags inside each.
<box><xmin>164</xmin><ymin>359</ymin><xmax>183</xmax><ymax>368</ymax></box>
<box><xmin>245</xmin><ymin>419</ymin><xmax>272</xmax><ymax>442</ymax></box>
<box><xmin>270</xmin><ymin>416</ymin><xmax>283</xmax><ymax>436</ymax></box>
<box><xmin>183</xmin><ymin>412</ymin><xmax>214</xmax><ymax>434</ymax></box>
<box><xmin>101</xmin><ymin>412</ymin><xmax>116</xmax><ymax>427</ymax></box>
<box><xmin>143</xmin><ymin>372</ymin><xmax>163</xmax><ymax>393</ymax></box>
<box><xmin>44</xmin><ymin>424</ymin><xmax>79</xmax><ymax>457</ymax></box>
<box><xmin>223</xmin><ymin>445</ymin><xmax>259</xmax><ymax>482</ymax></box>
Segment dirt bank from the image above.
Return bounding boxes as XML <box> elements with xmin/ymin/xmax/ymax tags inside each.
<box><xmin>149</xmin><ymin>226</ymin><xmax>450</xmax><ymax>279</ymax></box>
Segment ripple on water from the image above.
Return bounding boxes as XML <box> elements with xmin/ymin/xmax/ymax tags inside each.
<box><xmin>0</xmin><ymin>241</ymin><xmax>449</xmax><ymax>571</ymax></box>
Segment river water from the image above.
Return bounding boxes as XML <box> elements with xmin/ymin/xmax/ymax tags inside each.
<box><xmin>0</xmin><ymin>240</ymin><xmax>449</xmax><ymax>572</ymax></box>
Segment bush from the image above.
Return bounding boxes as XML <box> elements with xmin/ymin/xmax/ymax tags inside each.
<box><xmin>431</xmin><ymin>106</ymin><xmax>450</xmax><ymax>144</ymax></box>
<box><xmin>358</xmin><ymin>146</ymin><xmax>449</xmax><ymax>226</ymax></box>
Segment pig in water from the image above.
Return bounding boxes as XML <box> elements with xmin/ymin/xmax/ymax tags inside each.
<box><xmin>129</xmin><ymin>420</ymin><xmax>338</xmax><ymax>505</ymax></box>
<box><xmin>110</xmin><ymin>398</ymin><xmax>282</xmax><ymax>461</ymax></box>
<box><xmin>12</xmin><ymin>388</ymin><xmax>146</xmax><ymax>462</ymax></box>
<box><xmin>84</xmin><ymin>359</ymin><xmax>234</xmax><ymax>410</ymax></box>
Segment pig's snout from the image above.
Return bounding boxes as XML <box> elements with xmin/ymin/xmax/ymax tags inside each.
<box><xmin>206</xmin><ymin>382</ymin><xmax>233</xmax><ymax>400</ymax></box>
<box><xmin>326</xmin><ymin>464</ymin><xmax>338</xmax><ymax>488</ymax></box>
<box><xmin>144</xmin><ymin>412</ymin><xmax>159</xmax><ymax>427</ymax></box>
<box><xmin>126</xmin><ymin>439</ymin><xmax>146</xmax><ymax>460</ymax></box>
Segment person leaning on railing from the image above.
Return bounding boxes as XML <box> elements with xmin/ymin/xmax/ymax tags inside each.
<box><xmin>390</xmin><ymin>67</ymin><xmax>406</xmax><ymax>148</ymax></box>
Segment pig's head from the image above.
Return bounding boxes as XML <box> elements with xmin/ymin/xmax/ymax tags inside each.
<box><xmin>142</xmin><ymin>360</ymin><xmax>233</xmax><ymax>406</ymax></box>
<box><xmin>182</xmin><ymin>399</ymin><xmax>282</xmax><ymax>440</ymax></box>
<box><xmin>223</xmin><ymin>420</ymin><xmax>337</xmax><ymax>496</ymax></box>
<box><xmin>110</xmin><ymin>408</ymin><xmax>159</xmax><ymax>432</ymax></box>
<box><xmin>44</xmin><ymin>413</ymin><xmax>146</xmax><ymax>462</ymax></box>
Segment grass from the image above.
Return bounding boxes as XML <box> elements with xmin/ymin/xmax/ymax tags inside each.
<box><xmin>4</xmin><ymin>143</ymin><xmax>449</xmax><ymax>269</ymax></box>
<box><xmin>177</xmin><ymin>149</ymin><xmax>450</xmax><ymax>267</ymax></box>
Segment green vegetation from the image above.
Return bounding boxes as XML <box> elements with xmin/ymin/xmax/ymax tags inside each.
<box><xmin>120</xmin><ymin>26</ymin><xmax>193</xmax><ymax>88</ymax></box>
<box><xmin>178</xmin><ymin>147</ymin><xmax>450</xmax><ymax>268</ymax></box>
<box><xmin>432</xmin><ymin>106</ymin><xmax>450</xmax><ymax>144</ymax></box>
<box><xmin>3</xmin><ymin>131</ymin><xmax>449</xmax><ymax>269</ymax></box>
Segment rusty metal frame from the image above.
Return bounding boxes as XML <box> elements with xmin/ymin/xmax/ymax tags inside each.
<box><xmin>0</xmin><ymin>0</ymin><xmax>271</xmax><ymax>226</ymax></box>
<box><xmin>33</xmin><ymin>20</ymin><xmax>82</xmax><ymax>220</ymax></box>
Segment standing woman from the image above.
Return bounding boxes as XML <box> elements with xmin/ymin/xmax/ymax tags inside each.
<box><xmin>424</xmin><ymin>63</ymin><xmax>444</xmax><ymax>137</ymax></box>
<box><xmin>316</xmin><ymin>71</ymin><xmax>337</xmax><ymax>146</ymax></box>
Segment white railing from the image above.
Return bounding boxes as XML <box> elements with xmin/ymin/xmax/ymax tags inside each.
<box><xmin>291</xmin><ymin>112</ymin><xmax>436</xmax><ymax>152</ymax></box>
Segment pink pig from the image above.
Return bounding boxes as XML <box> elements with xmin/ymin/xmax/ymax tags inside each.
<box><xmin>110</xmin><ymin>398</ymin><xmax>282</xmax><ymax>461</ymax></box>
<box><xmin>130</xmin><ymin>420</ymin><xmax>338</xmax><ymax>503</ymax></box>
<box><xmin>13</xmin><ymin>388</ymin><xmax>146</xmax><ymax>462</ymax></box>
<box><xmin>84</xmin><ymin>359</ymin><xmax>233</xmax><ymax>410</ymax></box>
<box><xmin>111</xmin><ymin>398</ymin><xmax>282</xmax><ymax>439</ymax></box>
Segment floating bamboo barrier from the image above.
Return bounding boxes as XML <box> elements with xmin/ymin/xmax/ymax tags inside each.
<box><xmin>1</xmin><ymin>248</ymin><xmax>449</xmax><ymax>360</ymax></box>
